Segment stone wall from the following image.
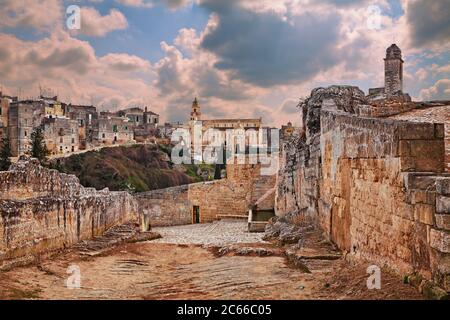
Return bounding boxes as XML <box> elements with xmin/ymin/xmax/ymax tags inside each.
<box><xmin>0</xmin><ymin>158</ymin><xmax>138</xmax><ymax>268</ymax></box>
<box><xmin>446</xmin><ymin>124</ymin><xmax>450</xmax><ymax>172</ymax></box>
<box><xmin>136</xmin><ymin>162</ymin><xmax>276</xmax><ymax>226</ymax></box>
<box><xmin>275</xmin><ymin>86</ymin><xmax>450</xmax><ymax>291</ymax></box>
<box><xmin>135</xmin><ymin>185</ymin><xmax>191</xmax><ymax>227</ymax></box>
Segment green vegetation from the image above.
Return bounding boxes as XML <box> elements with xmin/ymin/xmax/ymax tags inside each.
<box><xmin>0</xmin><ymin>133</ymin><xmax>12</xmax><ymax>171</ymax></box>
<box><xmin>30</xmin><ymin>127</ymin><xmax>49</xmax><ymax>165</ymax></box>
<box><xmin>50</xmin><ymin>144</ymin><xmax>215</xmax><ymax>193</ymax></box>
<box><xmin>183</xmin><ymin>164</ymin><xmax>216</xmax><ymax>182</ymax></box>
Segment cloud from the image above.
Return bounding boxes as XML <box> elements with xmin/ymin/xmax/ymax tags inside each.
<box><xmin>76</xmin><ymin>7</ymin><xmax>128</xmax><ymax>37</ymax></box>
<box><xmin>0</xmin><ymin>0</ymin><xmax>62</xmax><ymax>32</ymax></box>
<box><xmin>100</xmin><ymin>53</ymin><xmax>151</xmax><ymax>72</ymax></box>
<box><xmin>406</xmin><ymin>0</ymin><xmax>450</xmax><ymax>48</ymax></box>
<box><xmin>280</xmin><ymin>99</ymin><xmax>299</xmax><ymax>114</ymax></box>
<box><xmin>154</xmin><ymin>28</ymin><xmax>260</xmax><ymax>122</ymax></box>
<box><xmin>0</xmin><ymin>30</ymin><xmax>158</xmax><ymax>113</ymax></box>
<box><xmin>116</xmin><ymin>0</ymin><xmax>191</xmax><ymax>9</ymax></box>
<box><xmin>420</xmin><ymin>79</ymin><xmax>450</xmax><ymax>101</ymax></box>
<box><xmin>199</xmin><ymin>0</ymin><xmax>342</xmax><ymax>87</ymax></box>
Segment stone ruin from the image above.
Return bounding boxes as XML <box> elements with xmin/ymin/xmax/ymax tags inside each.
<box><xmin>273</xmin><ymin>84</ymin><xmax>450</xmax><ymax>295</ymax></box>
<box><xmin>0</xmin><ymin>157</ymin><xmax>138</xmax><ymax>269</ymax></box>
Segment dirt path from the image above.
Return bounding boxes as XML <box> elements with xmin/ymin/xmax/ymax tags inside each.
<box><xmin>0</xmin><ymin>222</ymin><xmax>423</xmax><ymax>300</ymax></box>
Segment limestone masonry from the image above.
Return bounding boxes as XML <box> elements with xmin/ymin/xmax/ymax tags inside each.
<box><xmin>276</xmin><ymin>84</ymin><xmax>450</xmax><ymax>292</ymax></box>
<box><xmin>0</xmin><ymin>44</ymin><xmax>449</xmax><ymax>295</ymax></box>
<box><xmin>0</xmin><ymin>157</ymin><xmax>138</xmax><ymax>269</ymax></box>
<box><xmin>136</xmin><ymin>162</ymin><xmax>276</xmax><ymax>226</ymax></box>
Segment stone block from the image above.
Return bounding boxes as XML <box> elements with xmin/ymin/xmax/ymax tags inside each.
<box><xmin>435</xmin><ymin>124</ymin><xmax>445</xmax><ymax>139</ymax></box>
<box><xmin>436</xmin><ymin>196</ymin><xmax>450</xmax><ymax>214</ymax></box>
<box><xmin>404</xmin><ymin>174</ymin><xmax>437</xmax><ymax>191</ymax></box>
<box><xmin>399</xmin><ymin>140</ymin><xmax>410</xmax><ymax>156</ymax></box>
<box><xmin>436</xmin><ymin>215</ymin><xmax>450</xmax><ymax>231</ymax></box>
<box><xmin>410</xmin><ymin>190</ymin><xmax>436</xmax><ymax>205</ymax></box>
<box><xmin>414</xmin><ymin>204</ymin><xmax>435</xmax><ymax>225</ymax></box>
<box><xmin>436</xmin><ymin>178</ymin><xmax>450</xmax><ymax>196</ymax></box>
<box><xmin>398</xmin><ymin>122</ymin><xmax>435</xmax><ymax>140</ymax></box>
<box><xmin>409</xmin><ymin>140</ymin><xmax>443</xmax><ymax>158</ymax></box>
<box><xmin>400</xmin><ymin>157</ymin><xmax>416</xmax><ymax>172</ymax></box>
<box><xmin>430</xmin><ymin>228</ymin><xmax>450</xmax><ymax>253</ymax></box>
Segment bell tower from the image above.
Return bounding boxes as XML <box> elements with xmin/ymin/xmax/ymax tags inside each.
<box><xmin>384</xmin><ymin>44</ymin><xmax>403</xmax><ymax>97</ymax></box>
<box><xmin>190</xmin><ymin>97</ymin><xmax>201</xmax><ymax>121</ymax></box>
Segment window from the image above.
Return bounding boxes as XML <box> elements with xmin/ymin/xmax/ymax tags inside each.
<box><xmin>60</xmin><ymin>137</ymin><xmax>63</xmax><ymax>143</ymax></box>
<box><xmin>113</xmin><ymin>125</ymin><xmax>118</xmax><ymax>133</ymax></box>
<box><xmin>24</xmin><ymin>131</ymin><xmax>27</xmax><ymax>137</ymax></box>
<box><xmin>71</xmin><ymin>138</ymin><xmax>75</xmax><ymax>144</ymax></box>
<box><xmin>0</xmin><ymin>107</ymin><xmax>2</xmax><ymax>115</ymax></box>
<box><xmin>102</xmin><ymin>133</ymin><xmax>105</xmax><ymax>139</ymax></box>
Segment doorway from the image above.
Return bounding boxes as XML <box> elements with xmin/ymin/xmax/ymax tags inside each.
<box><xmin>193</xmin><ymin>206</ymin><xmax>200</xmax><ymax>224</ymax></box>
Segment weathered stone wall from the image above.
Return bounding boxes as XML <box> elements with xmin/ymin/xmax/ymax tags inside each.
<box><xmin>135</xmin><ymin>185</ymin><xmax>191</xmax><ymax>227</ymax></box>
<box><xmin>446</xmin><ymin>124</ymin><xmax>450</xmax><ymax>172</ymax></box>
<box><xmin>275</xmin><ymin>86</ymin><xmax>450</xmax><ymax>291</ymax></box>
<box><xmin>136</xmin><ymin>162</ymin><xmax>276</xmax><ymax>226</ymax></box>
<box><xmin>0</xmin><ymin>158</ymin><xmax>138</xmax><ymax>267</ymax></box>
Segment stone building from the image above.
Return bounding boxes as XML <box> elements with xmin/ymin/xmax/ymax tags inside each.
<box><xmin>160</xmin><ymin>121</ymin><xmax>183</xmax><ymax>139</ymax></box>
<box><xmin>8</xmin><ymin>100</ymin><xmax>45</xmax><ymax>156</ymax></box>
<box><xmin>280</xmin><ymin>122</ymin><xmax>301</xmax><ymax>140</ymax></box>
<box><xmin>41</xmin><ymin>95</ymin><xmax>64</xmax><ymax>117</ymax></box>
<box><xmin>368</xmin><ymin>44</ymin><xmax>409</xmax><ymax>101</ymax></box>
<box><xmin>0</xmin><ymin>92</ymin><xmax>17</xmax><ymax>139</ymax></box>
<box><xmin>1</xmin><ymin>91</ymin><xmax>161</xmax><ymax>157</ymax></box>
<box><xmin>136</xmin><ymin>159</ymin><xmax>276</xmax><ymax>226</ymax></box>
<box><xmin>384</xmin><ymin>44</ymin><xmax>404</xmax><ymax>96</ymax></box>
<box><xmin>95</xmin><ymin>113</ymin><xmax>133</xmax><ymax>146</ymax></box>
<box><xmin>64</xmin><ymin>104</ymin><xmax>98</xmax><ymax>150</ymax></box>
<box><xmin>118</xmin><ymin>107</ymin><xmax>160</xmax><ymax>127</ymax></box>
<box><xmin>42</xmin><ymin>116</ymin><xmax>79</xmax><ymax>155</ymax></box>
<box><xmin>187</xmin><ymin>98</ymin><xmax>263</xmax><ymax>161</ymax></box>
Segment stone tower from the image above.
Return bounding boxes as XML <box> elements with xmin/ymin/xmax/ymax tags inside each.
<box><xmin>190</xmin><ymin>97</ymin><xmax>201</xmax><ymax>121</ymax></box>
<box><xmin>384</xmin><ymin>44</ymin><xmax>403</xmax><ymax>97</ymax></box>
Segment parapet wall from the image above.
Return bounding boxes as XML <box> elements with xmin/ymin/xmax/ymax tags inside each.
<box><xmin>276</xmin><ymin>86</ymin><xmax>450</xmax><ymax>292</ymax></box>
<box><xmin>0</xmin><ymin>159</ymin><xmax>138</xmax><ymax>268</ymax></box>
<box><xmin>136</xmin><ymin>163</ymin><xmax>276</xmax><ymax>226</ymax></box>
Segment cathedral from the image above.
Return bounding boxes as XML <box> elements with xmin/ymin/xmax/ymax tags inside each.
<box><xmin>188</xmin><ymin>98</ymin><xmax>266</xmax><ymax>162</ymax></box>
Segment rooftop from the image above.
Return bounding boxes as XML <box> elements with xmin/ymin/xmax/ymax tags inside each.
<box><xmin>389</xmin><ymin>105</ymin><xmax>450</xmax><ymax>123</ymax></box>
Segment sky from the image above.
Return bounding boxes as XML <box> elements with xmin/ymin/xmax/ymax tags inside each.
<box><xmin>0</xmin><ymin>0</ymin><xmax>449</xmax><ymax>127</ymax></box>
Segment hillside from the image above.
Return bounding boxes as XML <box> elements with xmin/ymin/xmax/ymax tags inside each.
<box><xmin>50</xmin><ymin>144</ymin><xmax>215</xmax><ymax>193</ymax></box>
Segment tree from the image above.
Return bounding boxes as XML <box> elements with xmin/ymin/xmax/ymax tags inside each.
<box><xmin>0</xmin><ymin>133</ymin><xmax>12</xmax><ymax>171</ymax></box>
<box><xmin>31</xmin><ymin>127</ymin><xmax>49</xmax><ymax>164</ymax></box>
